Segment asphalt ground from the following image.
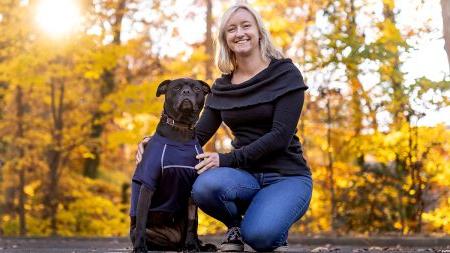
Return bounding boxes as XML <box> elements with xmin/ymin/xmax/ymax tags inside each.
<box><xmin>1</xmin><ymin>236</ymin><xmax>450</xmax><ymax>253</ymax></box>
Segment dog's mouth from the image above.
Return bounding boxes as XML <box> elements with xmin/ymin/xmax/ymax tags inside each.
<box><xmin>180</xmin><ymin>99</ymin><xmax>194</xmax><ymax>110</ymax></box>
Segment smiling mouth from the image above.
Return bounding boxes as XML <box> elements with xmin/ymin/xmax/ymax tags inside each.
<box><xmin>235</xmin><ymin>39</ymin><xmax>250</xmax><ymax>44</ymax></box>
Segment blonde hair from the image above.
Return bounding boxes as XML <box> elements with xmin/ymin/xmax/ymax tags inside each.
<box><xmin>215</xmin><ymin>3</ymin><xmax>284</xmax><ymax>74</ymax></box>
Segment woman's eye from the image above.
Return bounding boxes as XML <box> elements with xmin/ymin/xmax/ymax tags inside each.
<box><xmin>227</xmin><ymin>27</ymin><xmax>236</xmax><ymax>33</ymax></box>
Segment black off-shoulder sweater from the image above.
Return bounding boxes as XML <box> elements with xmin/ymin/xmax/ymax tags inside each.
<box><xmin>195</xmin><ymin>58</ymin><xmax>310</xmax><ymax>176</ymax></box>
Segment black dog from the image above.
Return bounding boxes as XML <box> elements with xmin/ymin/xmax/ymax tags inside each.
<box><xmin>130</xmin><ymin>78</ymin><xmax>216</xmax><ymax>252</ymax></box>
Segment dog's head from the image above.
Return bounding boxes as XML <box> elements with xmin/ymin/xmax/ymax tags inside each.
<box><xmin>156</xmin><ymin>78</ymin><xmax>211</xmax><ymax>123</ymax></box>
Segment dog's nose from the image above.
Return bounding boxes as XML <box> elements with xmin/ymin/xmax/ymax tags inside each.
<box><xmin>181</xmin><ymin>88</ymin><xmax>191</xmax><ymax>95</ymax></box>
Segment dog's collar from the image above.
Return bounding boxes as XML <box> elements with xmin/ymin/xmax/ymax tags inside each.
<box><xmin>161</xmin><ymin>113</ymin><xmax>195</xmax><ymax>130</ymax></box>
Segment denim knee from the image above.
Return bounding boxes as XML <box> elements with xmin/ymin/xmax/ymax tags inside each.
<box><xmin>191</xmin><ymin>171</ymin><xmax>222</xmax><ymax>206</ymax></box>
<box><xmin>241</xmin><ymin>224</ymin><xmax>283</xmax><ymax>252</ymax></box>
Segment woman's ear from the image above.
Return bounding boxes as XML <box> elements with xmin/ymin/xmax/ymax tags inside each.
<box><xmin>197</xmin><ymin>80</ymin><xmax>211</xmax><ymax>94</ymax></box>
<box><xmin>156</xmin><ymin>80</ymin><xmax>172</xmax><ymax>97</ymax></box>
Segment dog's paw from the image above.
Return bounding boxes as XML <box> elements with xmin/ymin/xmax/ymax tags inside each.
<box><xmin>183</xmin><ymin>238</ymin><xmax>217</xmax><ymax>252</ymax></box>
<box><xmin>200</xmin><ymin>242</ymin><xmax>218</xmax><ymax>252</ymax></box>
<box><xmin>183</xmin><ymin>238</ymin><xmax>201</xmax><ymax>252</ymax></box>
<box><xmin>132</xmin><ymin>246</ymin><xmax>148</xmax><ymax>253</ymax></box>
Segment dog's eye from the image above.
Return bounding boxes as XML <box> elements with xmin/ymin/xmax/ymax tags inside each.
<box><xmin>173</xmin><ymin>86</ymin><xmax>181</xmax><ymax>91</ymax></box>
<box><xmin>193</xmin><ymin>87</ymin><xmax>201</xmax><ymax>92</ymax></box>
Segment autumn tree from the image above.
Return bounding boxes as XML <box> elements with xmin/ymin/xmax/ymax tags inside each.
<box><xmin>0</xmin><ymin>0</ymin><xmax>449</xmax><ymax>237</ymax></box>
<box><xmin>442</xmin><ymin>0</ymin><xmax>450</xmax><ymax>72</ymax></box>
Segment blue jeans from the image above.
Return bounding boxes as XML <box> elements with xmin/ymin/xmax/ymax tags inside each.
<box><xmin>191</xmin><ymin>167</ymin><xmax>313</xmax><ymax>252</ymax></box>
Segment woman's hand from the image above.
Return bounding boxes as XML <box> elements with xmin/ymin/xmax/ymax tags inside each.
<box><xmin>195</xmin><ymin>152</ymin><xmax>220</xmax><ymax>174</ymax></box>
<box><xmin>135</xmin><ymin>136</ymin><xmax>151</xmax><ymax>165</ymax></box>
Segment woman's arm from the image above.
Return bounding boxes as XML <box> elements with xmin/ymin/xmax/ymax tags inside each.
<box><xmin>195</xmin><ymin>106</ymin><xmax>223</xmax><ymax>147</ymax></box>
<box><xmin>218</xmin><ymin>89</ymin><xmax>305</xmax><ymax>168</ymax></box>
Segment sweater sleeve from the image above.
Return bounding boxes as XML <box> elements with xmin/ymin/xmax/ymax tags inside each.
<box><xmin>218</xmin><ymin>89</ymin><xmax>305</xmax><ymax>168</ymax></box>
<box><xmin>195</xmin><ymin>106</ymin><xmax>223</xmax><ymax>147</ymax></box>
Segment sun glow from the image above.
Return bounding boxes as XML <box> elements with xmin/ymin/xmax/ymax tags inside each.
<box><xmin>35</xmin><ymin>0</ymin><xmax>81</xmax><ymax>36</ymax></box>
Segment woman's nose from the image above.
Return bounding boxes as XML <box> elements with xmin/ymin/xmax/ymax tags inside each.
<box><xmin>235</xmin><ymin>27</ymin><xmax>245</xmax><ymax>37</ymax></box>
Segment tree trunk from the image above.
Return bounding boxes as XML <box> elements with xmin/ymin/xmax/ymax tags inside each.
<box><xmin>346</xmin><ymin>0</ymin><xmax>364</xmax><ymax>137</ymax></box>
<box><xmin>16</xmin><ymin>86</ymin><xmax>27</xmax><ymax>236</ymax></box>
<box><xmin>121</xmin><ymin>182</ymin><xmax>130</xmax><ymax>213</ymax></box>
<box><xmin>382</xmin><ymin>2</ymin><xmax>407</xmax><ymax>129</ymax></box>
<box><xmin>298</xmin><ymin>5</ymin><xmax>314</xmax><ymax>155</ymax></box>
<box><xmin>83</xmin><ymin>0</ymin><xmax>127</xmax><ymax>178</ymax></box>
<box><xmin>113</xmin><ymin>0</ymin><xmax>127</xmax><ymax>45</ymax></box>
<box><xmin>326</xmin><ymin>94</ymin><xmax>336</xmax><ymax>232</ymax></box>
<box><xmin>47</xmin><ymin>82</ymin><xmax>64</xmax><ymax>236</ymax></box>
<box><xmin>442</xmin><ymin>0</ymin><xmax>450</xmax><ymax>73</ymax></box>
<box><xmin>383</xmin><ymin>1</ymin><xmax>423</xmax><ymax>233</ymax></box>
<box><xmin>204</xmin><ymin>0</ymin><xmax>214</xmax><ymax>81</ymax></box>
<box><xmin>344</xmin><ymin>0</ymin><xmax>367</xmax><ymax>170</ymax></box>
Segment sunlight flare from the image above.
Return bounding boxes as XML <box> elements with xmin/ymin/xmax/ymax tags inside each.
<box><xmin>35</xmin><ymin>0</ymin><xmax>81</xmax><ymax>36</ymax></box>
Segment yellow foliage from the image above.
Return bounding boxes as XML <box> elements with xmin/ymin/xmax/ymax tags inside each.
<box><xmin>383</xmin><ymin>0</ymin><xmax>395</xmax><ymax>10</ymax></box>
<box><xmin>57</xmin><ymin>197</ymin><xmax>128</xmax><ymax>236</ymax></box>
<box><xmin>82</xmin><ymin>152</ymin><xmax>96</xmax><ymax>159</ymax></box>
<box><xmin>423</xmin><ymin>198</ymin><xmax>450</xmax><ymax>233</ymax></box>
<box><xmin>394</xmin><ymin>221</ymin><xmax>402</xmax><ymax>230</ymax></box>
<box><xmin>0</xmin><ymin>0</ymin><xmax>448</xmax><ymax>237</ymax></box>
<box><xmin>198</xmin><ymin>210</ymin><xmax>226</xmax><ymax>235</ymax></box>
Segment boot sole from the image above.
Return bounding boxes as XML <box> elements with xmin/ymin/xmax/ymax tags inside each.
<box><xmin>219</xmin><ymin>243</ymin><xmax>245</xmax><ymax>252</ymax></box>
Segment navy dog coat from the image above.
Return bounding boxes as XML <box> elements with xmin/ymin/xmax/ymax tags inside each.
<box><xmin>130</xmin><ymin>133</ymin><xmax>202</xmax><ymax>217</ymax></box>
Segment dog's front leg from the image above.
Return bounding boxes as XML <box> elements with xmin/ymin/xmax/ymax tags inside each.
<box><xmin>134</xmin><ymin>185</ymin><xmax>154</xmax><ymax>253</ymax></box>
<box><xmin>183</xmin><ymin>197</ymin><xmax>201</xmax><ymax>252</ymax></box>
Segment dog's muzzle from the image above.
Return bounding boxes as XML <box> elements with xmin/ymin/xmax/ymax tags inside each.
<box><xmin>177</xmin><ymin>97</ymin><xmax>198</xmax><ymax>111</ymax></box>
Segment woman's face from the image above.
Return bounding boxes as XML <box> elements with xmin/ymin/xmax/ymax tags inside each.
<box><xmin>224</xmin><ymin>9</ymin><xmax>260</xmax><ymax>57</ymax></box>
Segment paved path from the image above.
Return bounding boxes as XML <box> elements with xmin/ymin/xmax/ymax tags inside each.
<box><xmin>1</xmin><ymin>236</ymin><xmax>450</xmax><ymax>252</ymax></box>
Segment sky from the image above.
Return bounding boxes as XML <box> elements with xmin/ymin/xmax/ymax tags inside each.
<box><xmin>395</xmin><ymin>0</ymin><xmax>449</xmax><ymax>126</ymax></box>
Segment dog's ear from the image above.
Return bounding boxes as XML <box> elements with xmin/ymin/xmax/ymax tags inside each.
<box><xmin>156</xmin><ymin>80</ymin><xmax>171</xmax><ymax>97</ymax></box>
<box><xmin>197</xmin><ymin>80</ymin><xmax>211</xmax><ymax>94</ymax></box>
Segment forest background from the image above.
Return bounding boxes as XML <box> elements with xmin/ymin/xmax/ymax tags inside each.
<box><xmin>0</xmin><ymin>0</ymin><xmax>449</xmax><ymax>237</ymax></box>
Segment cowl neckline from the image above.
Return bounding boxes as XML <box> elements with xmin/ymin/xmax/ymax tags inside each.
<box><xmin>205</xmin><ymin>58</ymin><xmax>308</xmax><ymax>110</ymax></box>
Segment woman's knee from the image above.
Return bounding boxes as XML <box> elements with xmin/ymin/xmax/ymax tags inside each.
<box><xmin>191</xmin><ymin>167</ymin><xmax>230</xmax><ymax>204</ymax></box>
<box><xmin>241</xmin><ymin>224</ymin><xmax>284</xmax><ymax>252</ymax></box>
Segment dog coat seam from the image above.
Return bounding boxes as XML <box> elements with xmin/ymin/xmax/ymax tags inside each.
<box><xmin>161</xmin><ymin>144</ymin><xmax>167</xmax><ymax>175</ymax></box>
<box><xmin>162</xmin><ymin>165</ymin><xmax>196</xmax><ymax>170</ymax></box>
<box><xmin>194</xmin><ymin>144</ymin><xmax>200</xmax><ymax>156</ymax></box>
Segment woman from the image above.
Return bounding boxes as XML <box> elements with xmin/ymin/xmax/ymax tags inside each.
<box><xmin>138</xmin><ymin>3</ymin><xmax>312</xmax><ymax>252</ymax></box>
